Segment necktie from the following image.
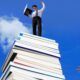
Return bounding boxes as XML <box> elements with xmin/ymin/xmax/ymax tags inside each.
<box><xmin>36</xmin><ymin>10</ymin><xmax>38</xmax><ymax>16</ymax></box>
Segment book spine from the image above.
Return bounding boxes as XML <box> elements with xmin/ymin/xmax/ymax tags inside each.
<box><xmin>16</xmin><ymin>39</ymin><xmax>58</xmax><ymax>51</ymax></box>
<box><xmin>18</xmin><ymin>36</ymin><xmax>58</xmax><ymax>49</ymax></box>
<box><xmin>16</xmin><ymin>54</ymin><xmax>62</xmax><ymax>69</ymax></box>
<box><xmin>12</xmin><ymin>48</ymin><xmax>60</xmax><ymax>64</ymax></box>
<box><xmin>19</xmin><ymin>33</ymin><xmax>56</xmax><ymax>44</ymax></box>
<box><xmin>13</xmin><ymin>59</ymin><xmax>63</xmax><ymax>76</ymax></box>
<box><xmin>10</xmin><ymin>66</ymin><xmax>65</xmax><ymax>80</ymax></box>
<box><xmin>10</xmin><ymin>61</ymin><xmax>63</xmax><ymax>76</ymax></box>
<box><xmin>14</xmin><ymin>42</ymin><xmax>60</xmax><ymax>57</ymax></box>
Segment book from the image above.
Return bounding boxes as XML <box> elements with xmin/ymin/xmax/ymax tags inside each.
<box><xmin>15</xmin><ymin>39</ymin><xmax>59</xmax><ymax>53</ymax></box>
<box><xmin>14</xmin><ymin>42</ymin><xmax>60</xmax><ymax>57</ymax></box>
<box><xmin>6</xmin><ymin>72</ymin><xmax>38</xmax><ymax>80</ymax></box>
<box><xmin>12</xmin><ymin>62</ymin><xmax>63</xmax><ymax>77</ymax></box>
<box><xmin>12</xmin><ymin>48</ymin><xmax>61</xmax><ymax>65</ymax></box>
<box><xmin>24</xmin><ymin>8</ymin><xmax>32</xmax><ymax>16</ymax></box>
<box><xmin>11</xmin><ymin>62</ymin><xmax>65</xmax><ymax>79</ymax></box>
<box><xmin>16</xmin><ymin>39</ymin><xmax>58</xmax><ymax>52</ymax></box>
<box><xmin>19</xmin><ymin>33</ymin><xmax>56</xmax><ymax>44</ymax></box>
<box><xmin>7</xmin><ymin>72</ymin><xmax>64</xmax><ymax>80</ymax></box>
<box><xmin>14</xmin><ymin>59</ymin><xmax>63</xmax><ymax>75</ymax></box>
<box><xmin>11</xmin><ymin>72</ymin><xmax>64</xmax><ymax>80</ymax></box>
<box><xmin>15</xmin><ymin>54</ymin><xmax>62</xmax><ymax>69</ymax></box>
<box><xmin>17</xmin><ymin>35</ymin><xmax>59</xmax><ymax>49</ymax></box>
<box><xmin>1</xmin><ymin>62</ymin><xmax>65</xmax><ymax>80</ymax></box>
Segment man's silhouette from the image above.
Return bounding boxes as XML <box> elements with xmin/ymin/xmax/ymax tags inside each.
<box><xmin>30</xmin><ymin>0</ymin><xmax>45</xmax><ymax>36</ymax></box>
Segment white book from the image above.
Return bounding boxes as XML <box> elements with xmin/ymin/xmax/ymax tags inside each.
<box><xmin>15</xmin><ymin>40</ymin><xmax>59</xmax><ymax>54</ymax></box>
<box><xmin>12</xmin><ymin>48</ymin><xmax>61</xmax><ymax>65</ymax></box>
<box><xmin>8</xmin><ymin>71</ymin><xmax>64</xmax><ymax>80</ymax></box>
<box><xmin>14</xmin><ymin>42</ymin><xmax>60</xmax><ymax>57</ymax></box>
<box><xmin>15</xmin><ymin>54</ymin><xmax>62</xmax><ymax>69</ymax></box>
<box><xmin>1</xmin><ymin>62</ymin><xmax>65</xmax><ymax>80</ymax></box>
<box><xmin>11</xmin><ymin>62</ymin><xmax>63</xmax><ymax>76</ymax></box>
<box><xmin>13</xmin><ymin>58</ymin><xmax>64</xmax><ymax>76</ymax></box>
<box><xmin>10</xmin><ymin>63</ymin><xmax>65</xmax><ymax>80</ymax></box>
<box><xmin>17</xmin><ymin>35</ymin><xmax>59</xmax><ymax>49</ymax></box>
<box><xmin>12</xmin><ymin>71</ymin><xmax>64</xmax><ymax>80</ymax></box>
<box><xmin>7</xmin><ymin>72</ymin><xmax>38</xmax><ymax>80</ymax></box>
<box><xmin>6</xmin><ymin>64</ymin><xmax>63</xmax><ymax>80</ymax></box>
<box><xmin>16</xmin><ymin>39</ymin><xmax>58</xmax><ymax>53</ymax></box>
<box><xmin>18</xmin><ymin>33</ymin><xmax>56</xmax><ymax>45</ymax></box>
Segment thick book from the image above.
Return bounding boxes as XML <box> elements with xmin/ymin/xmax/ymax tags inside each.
<box><xmin>15</xmin><ymin>40</ymin><xmax>59</xmax><ymax>53</ymax></box>
<box><xmin>12</xmin><ymin>48</ymin><xmax>61</xmax><ymax>65</ymax></box>
<box><xmin>16</xmin><ymin>38</ymin><xmax>58</xmax><ymax>52</ymax></box>
<box><xmin>7</xmin><ymin>72</ymin><xmax>64</xmax><ymax>80</ymax></box>
<box><xmin>18</xmin><ymin>33</ymin><xmax>56</xmax><ymax>44</ymax></box>
<box><xmin>14</xmin><ymin>58</ymin><xmax>63</xmax><ymax>75</ymax></box>
<box><xmin>15</xmin><ymin>54</ymin><xmax>62</xmax><ymax>69</ymax></box>
<box><xmin>12</xmin><ymin>62</ymin><xmax>64</xmax><ymax>78</ymax></box>
<box><xmin>10</xmin><ymin>65</ymin><xmax>65</xmax><ymax>80</ymax></box>
<box><xmin>1</xmin><ymin>62</ymin><xmax>65</xmax><ymax>80</ymax></box>
<box><xmin>6</xmin><ymin>72</ymin><xmax>38</xmax><ymax>80</ymax></box>
<box><xmin>17</xmin><ymin>35</ymin><xmax>59</xmax><ymax>50</ymax></box>
<box><xmin>10</xmin><ymin>72</ymin><xmax>64</xmax><ymax>80</ymax></box>
<box><xmin>14</xmin><ymin>42</ymin><xmax>60</xmax><ymax>57</ymax></box>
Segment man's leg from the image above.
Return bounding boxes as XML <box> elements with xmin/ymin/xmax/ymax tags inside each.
<box><xmin>38</xmin><ymin>18</ymin><xmax>42</xmax><ymax>36</ymax></box>
<box><xmin>32</xmin><ymin>19</ymin><xmax>37</xmax><ymax>35</ymax></box>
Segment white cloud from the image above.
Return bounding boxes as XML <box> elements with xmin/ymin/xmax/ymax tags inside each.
<box><xmin>0</xmin><ymin>16</ymin><xmax>31</xmax><ymax>53</ymax></box>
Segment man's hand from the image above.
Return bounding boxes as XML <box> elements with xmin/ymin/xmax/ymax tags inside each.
<box><xmin>40</xmin><ymin>0</ymin><xmax>45</xmax><ymax>11</ymax></box>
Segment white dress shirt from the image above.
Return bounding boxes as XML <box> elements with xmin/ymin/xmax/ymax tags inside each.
<box><xmin>31</xmin><ymin>2</ymin><xmax>46</xmax><ymax>18</ymax></box>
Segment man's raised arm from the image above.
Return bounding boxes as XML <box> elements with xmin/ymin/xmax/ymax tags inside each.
<box><xmin>39</xmin><ymin>0</ymin><xmax>46</xmax><ymax>12</ymax></box>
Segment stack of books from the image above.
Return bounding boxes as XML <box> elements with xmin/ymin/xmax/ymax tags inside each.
<box><xmin>0</xmin><ymin>33</ymin><xmax>65</xmax><ymax>80</ymax></box>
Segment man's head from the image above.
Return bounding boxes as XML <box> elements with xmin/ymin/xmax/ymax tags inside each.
<box><xmin>32</xmin><ymin>5</ymin><xmax>38</xmax><ymax>10</ymax></box>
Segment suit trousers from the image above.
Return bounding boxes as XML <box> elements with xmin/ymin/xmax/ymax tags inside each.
<box><xmin>32</xmin><ymin>16</ymin><xmax>42</xmax><ymax>36</ymax></box>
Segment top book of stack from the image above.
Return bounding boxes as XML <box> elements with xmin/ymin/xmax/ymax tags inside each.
<box><xmin>15</xmin><ymin>33</ymin><xmax>60</xmax><ymax>57</ymax></box>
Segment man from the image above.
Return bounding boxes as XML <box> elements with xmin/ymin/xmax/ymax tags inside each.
<box><xmin>30</xmin><ymin>0</ymin><xmax>45</xmax><ymax>36</ymax></box>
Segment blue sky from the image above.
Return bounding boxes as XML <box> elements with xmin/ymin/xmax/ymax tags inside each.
<box><xmin>0</xmin><ymin>0</ymin><xmax>80</xmax><ymax>80</ymax></box>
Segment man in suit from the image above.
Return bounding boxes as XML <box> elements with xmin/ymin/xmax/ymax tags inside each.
<box><xmin>31</xmin><ymin>0</ymin><xmax>46</xmax><ymax>36</ymax></box>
